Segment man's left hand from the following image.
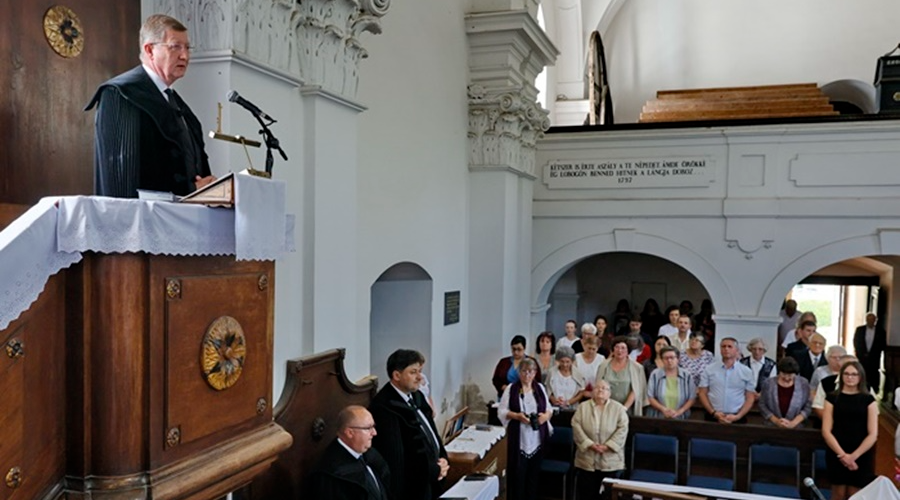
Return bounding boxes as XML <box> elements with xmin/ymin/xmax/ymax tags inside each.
<box><xmin>437</xmin><ymin>457</ymin><xmax>449</xmax><ymax>480</ymax></box>
<box><xmin>195</xmin><ymin>174</ymin><xmax>217</xmax><ymax>190</ymax></box>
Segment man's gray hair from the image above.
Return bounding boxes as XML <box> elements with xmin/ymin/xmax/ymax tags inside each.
<box><xmin>746</xmin><ymin>337</ymin><xmax>767</xmax><ymax>352</ymax></box>
<box><xmin>826</xmin><ymin>345</ymin><xmax>847</xmax><ymax>357</ymax></box>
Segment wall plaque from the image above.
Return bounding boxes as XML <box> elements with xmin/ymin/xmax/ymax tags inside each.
<box><xmin>444</xmin><ymin>291</ymin><xmax>460</xmax><ymax>326</ymax></box>
<box><xmin>543</xmin><ymin>156</ymin><xmax>714</xmax><ymax>189</ymax></box>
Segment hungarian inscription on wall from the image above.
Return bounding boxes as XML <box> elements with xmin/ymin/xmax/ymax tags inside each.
<box><xmin>543</xmin><ymin>157</ymin><xmax>714</xmax><ymax>189</ymax></box>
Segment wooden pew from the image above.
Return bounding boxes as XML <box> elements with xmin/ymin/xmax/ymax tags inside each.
<box><xmin>639</xmin><ymin>83</ymin><xmax>839</xmax><ymax>123</ymax></box>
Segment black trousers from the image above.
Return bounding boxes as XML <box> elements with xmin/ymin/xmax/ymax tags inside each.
<box><xmin>508</xmin><ymin>449</ymin><xmax>542</xmax><ymax>500</ymax></box>
<box><xmin>576</xmin><ymin>468</ymin><xmax>623</xmax><ymax>500</ymax></box>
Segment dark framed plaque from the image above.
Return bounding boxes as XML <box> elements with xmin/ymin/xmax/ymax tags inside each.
<box><xmin>444</xmin><ymin>291</ymin><xmax>460</xmax><ymax>326</ymax></box>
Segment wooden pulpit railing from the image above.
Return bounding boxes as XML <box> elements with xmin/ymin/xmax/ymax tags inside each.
<box><xmin>0</xmin><ymin>188</ymin><xmax>292</xmax><ymax>500</ymax></box>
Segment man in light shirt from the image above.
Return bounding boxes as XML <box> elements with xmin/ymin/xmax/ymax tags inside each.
<box><xmin>668</xmin><ymin>316</ymin><xmax>692</xmax><ymax>352</ymax></box>
<box><xmin>698</xmin><ymin>338</ymin><xmax>755</xmax><ymax>424</ymax></box>
<box><xmin>777</xmin><ymin>300</ymin><xmax>801</xmax><ymax>347</ymax></box>
<box><xmin>810</xmin><ymin>345</ymin><xmax>846</xmax><ymax>398</ymax></box>
<box><xmin>811</xmin><ymin>354</ymin><xmax>857</xmax><ymax>419</ymax></box>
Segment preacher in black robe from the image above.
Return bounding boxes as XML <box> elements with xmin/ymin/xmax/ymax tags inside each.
<box><xmin>370</xmin><ymin>349</ymin><xmax>448</xmax><ymax>500</ymax></box>
<box><xmin>310</xmin><ymin>439</ymin><xmax>392</xmax><ymax>500</ymax></box>
<box><xmin>84</xmin><ymin>15</ymin><xmax>212</xmax><ymax>198</ymax></box>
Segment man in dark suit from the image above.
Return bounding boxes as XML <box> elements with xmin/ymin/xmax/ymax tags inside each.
<box><xmin>853</xmin><ymin>312</ymin><xmax>887</xmax><ymax>392</ymax></box>
<box><xmin>796</xmin><ymin>333</ymin><xmax>828</xmax><ymax>381</ymax></box>
<box><xmin>310</xmin><ymin>405</ymin><xmax>391</xmax><ymax>500</ymax></box>
<box><xmin>785</xmin><ymin>320</ymin><xmax>817</xmax><ymax>364</ymax></box>
<box><xmin>85</xmin><ymin>14</ymin><xmax>215</xmax><ymax>198</ymax></box>
<box><xmin>370</xmin><ymin>349</ymin><xmax>449</xmax><ymax>500</ymax></box>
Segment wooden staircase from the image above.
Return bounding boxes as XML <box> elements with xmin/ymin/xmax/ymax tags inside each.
<box><xmin>639</xmin><ymin>83</ymin><xmax>838</xmax><ymax>123</ymax></box>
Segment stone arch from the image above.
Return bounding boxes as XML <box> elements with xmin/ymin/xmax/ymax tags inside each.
<box><xmin>532</xmin><ymin>231</ymin><xmax>735</xmax><ymax>314</ymax></box>
<box><xmin>369</xmin><ymin>262</ymin><xmax>433</xmax><ymax>377</ymax></box>
<box><xmin>759</xmin><ymin>233</ymin><xmax>891</xmax><ymax>317</ymax></box>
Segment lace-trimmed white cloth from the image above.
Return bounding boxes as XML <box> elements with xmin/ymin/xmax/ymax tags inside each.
<box><xmin>444</xmin><ymin>425</ymin><xmax>506</xmax><ymax>459</ymax></box>
<box><xmin>1</xmin><ymin>175</ymin><xmax>292</xmax><ymax>331</ymax></box>
<box><xmin>0</xmin><ymin>199</ymin><xmax>82</xmax><ymax>332</ymax></box>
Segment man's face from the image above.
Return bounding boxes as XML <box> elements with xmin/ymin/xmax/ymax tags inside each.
<box><xmin>346</xmin><ymin>409</ymin><xmax>377</xmax><ymax>454</ymax></box>
<box><xmin>392</xmin><ymin>363</ymin><xmax>422</xmax><ymax>393</ymax></box>
<box><xmin>677</xmin><ymin>317</ymin><xmax>691</xmax><ymax>333</ymax></box>
<box><xmin>785</xmin><ymin>300</ymin><xmax>797</xmax><ymax>315</ymax></box>
<box><xmin>565</xmin><ymin>322</ymin><xmax>576</xmax><ymax>336</ymax></box>
<box><xmin>799</xmin><ymin>325</ymin><xmax>816</xmax><ymax>341</ymax></box>
<box><xmin>827</xmin><ymin>351</ymin><xmax>843</xmax><ymax>370</ymax></box>
<box><xmin>669</xmin><ymin>310</ymin><xmax>680</xmax><ymax>324</ymax></box>
<box><xmin>144</xmin><ymin>28</ymin><xmax>190</xmax><ymax>86</ymax></box>
<box><xmin>629</xmin><ymin>320</ymin><xmax>642</xmax><ymax>333</ymax></box>
<box><xmin>809</xmin><ymin>336</ymin><xmax>826</xmax><ymax>356</ymax></box>
<box><xmin>720</xmin><ymin>340</ymin><xmax>738</xmax><ymax>361</ymax></box>
<box><xmin>866</xmin><ymin>314</ymin><xmax>877</xmax><ymax>328</ymax></box>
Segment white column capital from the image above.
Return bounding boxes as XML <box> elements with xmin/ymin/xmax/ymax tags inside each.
<box><xmin>149</xmin><ymin>0</ymin><xmax>390</xmax><ymax>99</ymax></box>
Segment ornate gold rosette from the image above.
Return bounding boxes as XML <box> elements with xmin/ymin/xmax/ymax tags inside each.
<box><xmin>201</xmin><ymin>316</ymin><xmax>247</xmax><ymax>390</ymax></box>
<box><xmin>43</xmin><ymin>6</ymin><xmax>84</xmax><ymax>58</ymax></box>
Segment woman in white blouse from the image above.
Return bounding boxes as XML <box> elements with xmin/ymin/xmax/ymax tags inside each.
<box><xmin>575</xmin><ymin>335</ymin><xmax>605</xmax><ymax>389</ymax></box>
<box><xmin>547</xmin><ymin>346</ymin><xmax>586</xmax><ymax>408</ymax></box>
<box><xmin>498</xmin><ymin>357</ymin><xmax>553</xmax><ymax>500</ymax></box>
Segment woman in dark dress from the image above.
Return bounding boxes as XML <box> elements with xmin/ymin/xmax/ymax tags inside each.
<box><xmin>821</xmin><ymin>360</ymin><xmax>879</xmax><ymax>500</ymax></box>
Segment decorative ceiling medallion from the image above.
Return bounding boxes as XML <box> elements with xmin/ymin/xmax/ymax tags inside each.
<box><xmin>43</xmin><ymin>6</ymin><xmax>84</xmax><ymax>58</ymax></box>
<box><xmin>201</xmin><ymin>316</ymin><xmax>246</xmax><ymax>391</ymax></box>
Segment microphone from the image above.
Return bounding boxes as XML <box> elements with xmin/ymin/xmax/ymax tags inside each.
<box><xmin>803</xmin><ymin>477</ymin><xmax>826</xmax><ymax>500</ymax></box>
<box><xmin>227</xmin><ymin>90</ymin><xmax>276</xmax><ymax>123</ymax></box>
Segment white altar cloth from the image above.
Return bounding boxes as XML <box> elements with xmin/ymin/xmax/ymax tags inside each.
<box><xmin>0</xmin><ymin>174</ymin><xmax>291</xmax><ymax>332</ymax></box>
<box><xmin>444</xmin><ymin>426</ymin><xmax>506</xmax><ymax>459</ymax></box>
<box><xmin>440</xmin><ymin>475</ymin><xmax>499</xmax><ymax>500</ymax></box>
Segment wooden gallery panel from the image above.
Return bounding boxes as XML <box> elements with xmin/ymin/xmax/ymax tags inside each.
<box><xmin>0</xmin><ymin>275</ymin><xmax>67</xmax><ymax>500</ymax></box>
<box><xmin>148</xmin><ymin>256</ymin><xmax>275</xmax><ymax>466</ymax></box>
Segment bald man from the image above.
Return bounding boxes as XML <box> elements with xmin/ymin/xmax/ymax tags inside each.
<box><xmin>310</xmin><ymin>405</ymin><xmax>391</xmax><ymax>500</ymax></box>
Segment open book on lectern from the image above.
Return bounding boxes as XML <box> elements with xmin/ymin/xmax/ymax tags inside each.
<box><xmin>179</xmin><ymin>168</ymin><xmax>271</xmax><ymax>208</ymax></box>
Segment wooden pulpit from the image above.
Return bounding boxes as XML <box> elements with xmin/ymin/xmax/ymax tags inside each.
<box><xmin>0</xmin><ymin>187</ymin><xmax>292</xmax><ymax>499</ymax></box>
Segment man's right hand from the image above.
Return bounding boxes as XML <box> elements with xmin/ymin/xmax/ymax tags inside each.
<box><xmin>437</xmin><ymin>458</ymin><xmax>450</xmax><ymax>480</ymax></box>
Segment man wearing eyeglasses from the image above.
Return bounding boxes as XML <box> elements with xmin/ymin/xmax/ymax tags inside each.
<box><xmin>370</xmin><ymin>349</ymin><xmax>449</xmax><ymax>500</ymax></box>
<box><xmin>311</xmin><ymin>405</ymin><xmax>392</xmax><ymax>500</ymax></box>
<box><xmin>85</xmin><ymin>14</ymin><xmax>216</xmax><ymax>198</ymax></box>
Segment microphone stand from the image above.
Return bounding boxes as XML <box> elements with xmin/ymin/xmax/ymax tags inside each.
<box><xmin>250</xmin><ymin>112</ymin><xmax>288</xmax><ymax>176</ymax></box>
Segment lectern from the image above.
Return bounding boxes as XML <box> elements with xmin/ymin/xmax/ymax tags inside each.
<box><xmin>0</xmin><ymin>175</ymin><xmax>292</xmax><ymax>499</ymax></box>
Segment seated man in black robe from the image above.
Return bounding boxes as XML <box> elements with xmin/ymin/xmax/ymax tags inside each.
<box><xmin>85</xmin><ymin>14</ymin><xmax>215</xmax><ymax>197</ymax></box>
<box><xmin>310</xmin><ymin>405</ymin><xmax>392</xmax><ymax>500</ymax></box>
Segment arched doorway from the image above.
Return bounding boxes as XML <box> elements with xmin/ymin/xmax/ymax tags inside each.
<box><xmin>545</xmin><ymin>251</ymin><xmax>713</xmax><ymax>336</ymax></box>
<box><xmin>369</xmin><ymin>262</ymin><xmax>433</xmax><ymax>378</ymax></box>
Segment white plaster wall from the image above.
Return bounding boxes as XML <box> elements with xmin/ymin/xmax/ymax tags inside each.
<box><xmin>533</xmin><ymin>121</ymin><xmax>900</xmax><ymax>353</ymax></box>
<box><xmin>598</xmin><ymin>0</ymin><xmax>900</xmax><ymax>123</ymax></box>
<box><xmin>355</xmin><ymin>0</ymin><xmax>472</xmax><ymax>422</ymax></box>
<box><xmin>176</xmin><ymin>57</ymin><xmax>306</xmax><ymax>401</ymax></box>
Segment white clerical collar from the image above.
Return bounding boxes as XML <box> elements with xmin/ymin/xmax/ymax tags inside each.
<box><xmin>141</xmin><ymin>64</ymin><xmax>169</xmax><ymax>97</ymax></box>
<box><xmin>390</xmin><ymin>382</ymin><xmax>412</xmax><ymax>402</ymax></box>
<box><xmin>337</xmin><ymin>437</ymin><xmax>361</xmax><ymax>459</ymax></box>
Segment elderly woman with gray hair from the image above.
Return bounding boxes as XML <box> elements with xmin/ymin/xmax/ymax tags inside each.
<box><xmin>739</xmin><ymin>337</ymin><xmax>777</xmax><ymax>392</ymax></box>
<box><xmin>547</xmin><ymin>346</ymin><xmax>587</xmax><ymax>408</ymax></box>
<box><xmin>571</xmin><ymin>380</ymin><xmax>629</xmax><ymax>500</ymax></box>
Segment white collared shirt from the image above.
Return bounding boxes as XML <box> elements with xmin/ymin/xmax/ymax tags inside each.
<box><xmin>390</xmin><ymin>382</ymin><xmax>440</xmax><ymax>450</ymax></box>
<box><xmin>141</xmin><ymin>64</ymin><xmax>170</xmax><ymax>100</ymax></box>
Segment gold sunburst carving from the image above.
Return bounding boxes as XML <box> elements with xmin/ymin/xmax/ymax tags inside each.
<box><xmin>201</xmin><ymin>316</ymin><xmax>247</xmax><ymax>390</ymax></box>
<box><xmin>43</xmin><ymin>6</ymin><xmax>84</xmax><ymax>58</ymax></box>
